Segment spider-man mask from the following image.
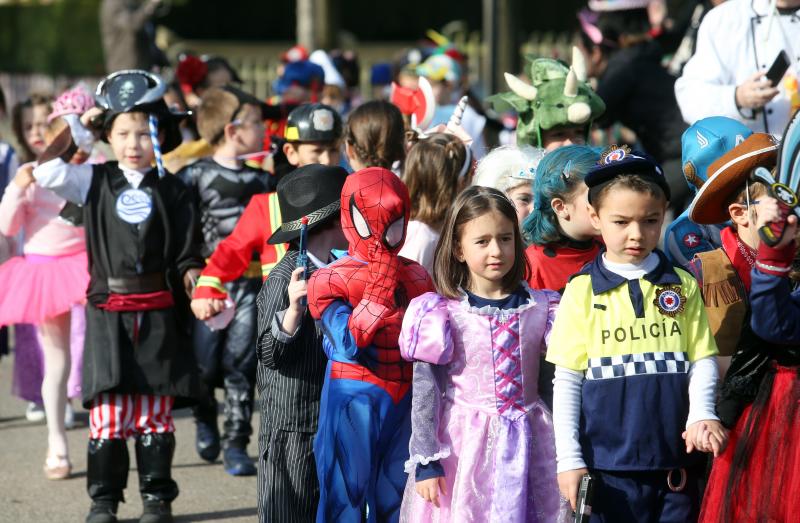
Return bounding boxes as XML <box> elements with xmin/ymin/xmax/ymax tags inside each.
<box><xmin>341</xmin><ymin>167</ymin><xmax>410</xmax><ymax>259</ymax></box>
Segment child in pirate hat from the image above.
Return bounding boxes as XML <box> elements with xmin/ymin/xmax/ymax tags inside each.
<box><xmin>548</xmin><ymin>145</ymin><xmax>724</xmax><ymax>521</ymax></box>
<box><xmin>254</xmin><ymin>163</ymin><xmax>348</xmax><ymax>521</ymax></box>
<box><xmin>32</xmin><ymin>69</ymin><xmax>204</xmax><ymax>523</ymax></box>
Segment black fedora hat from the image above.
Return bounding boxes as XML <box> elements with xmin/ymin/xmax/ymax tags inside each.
<box><xmin>268</xmin><ymin>164</ymin><xmax>348</xmax><ymax>245</ymax></box>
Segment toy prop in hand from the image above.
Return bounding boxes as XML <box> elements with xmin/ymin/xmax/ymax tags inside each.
<box><xmin>574</xmin><ymin>473</ymin><xmax>595</xmax><ymax>523</ymax></box>
<box><xmin>754</xmin><ymin>109</ymin><xmax>800</xmax><ymax>246</ymax></box>
<box><xmin>296</xmin><ymin>216</ymin><xmax>309</xmax><ymax>306</ymax></box>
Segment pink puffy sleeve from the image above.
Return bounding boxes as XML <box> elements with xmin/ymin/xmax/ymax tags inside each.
<box><xmin>542</xmin><ymin>289</ymin><xmax>561</xmax><ymax>349</ymax></box>
<box><xmin>0</xmin><ymin>181</ymin><xmax>30</xmax><ymax>238</ymax></box>
<box><xmin>399</xmin><ymin>292</ymin><xmax>454</xmax><ymax>364</ymax></box>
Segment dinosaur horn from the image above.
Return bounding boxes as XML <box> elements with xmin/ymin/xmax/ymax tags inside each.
<box><xmin>564</xmin><ymin>68</ymin><xmax>578</xmax><ymax>97</ymax></box>
<box><xmin>572</xmin><ymin>46</ymin><xmax>588</xmax><ymax>82</ymax></box>
<box><xmin>503</xmin><ymin>72</ymin><xmax>537</xmax><ymax>101</ymax></box>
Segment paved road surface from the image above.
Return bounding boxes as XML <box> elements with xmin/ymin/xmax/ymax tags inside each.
<box><xmin>0</xmin><ymin>352</ymin><xmax>259</xmax><ymax>522</ymax></box>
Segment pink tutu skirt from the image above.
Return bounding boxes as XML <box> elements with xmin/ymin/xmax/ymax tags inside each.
<box><xmin>0</xmin><ymin>251</ymin><xmax>89</xmax><ymax>325</ymax></box>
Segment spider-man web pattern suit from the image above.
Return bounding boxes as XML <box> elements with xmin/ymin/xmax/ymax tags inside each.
<box><xmin>307</xmin><ymin>167</ymin><xmax>432</xmax><ymax>522</ymax></box>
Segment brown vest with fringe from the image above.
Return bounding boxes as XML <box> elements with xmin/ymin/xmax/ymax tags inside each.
<box><xmin>695</xmin><ymin>248</ymin><xmax>748</xmax><ymax>357</ymax></box>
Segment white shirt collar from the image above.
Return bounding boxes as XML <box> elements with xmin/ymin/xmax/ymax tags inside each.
<box><xmin>307</xmin><ymin>250</ymin><xmax>328</xmax><ymax>269</ymax></box>
<box><xmin>119</xmin><ymin>164</ymin><xmax>150</xmax><ymax>189</ymax></box>
<box><xmin>601</xmin><ymin>252</ymin><xmax>660</xmax><ymax>280</ymax></box>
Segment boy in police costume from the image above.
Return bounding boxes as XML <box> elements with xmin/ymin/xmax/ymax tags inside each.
<box><xmin>547</xmin><ymin>146</ymin><xmax>725</xmax><ymax>522</ymax></box>
<box><xmin>178</xmin><ymin>85</ymin><xmax>272</xmax><ymax>476</ymax></box>
<box><xmin>32</xmin><ymin>70</ymin><xmax>204</xmax><ymax>523</ymax></box>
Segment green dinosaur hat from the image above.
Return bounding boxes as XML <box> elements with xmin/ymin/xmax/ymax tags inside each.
<box><xmin>488</xmin><ymin>47</ymin><xmax>606</xmax><ymax>147</ymax></box>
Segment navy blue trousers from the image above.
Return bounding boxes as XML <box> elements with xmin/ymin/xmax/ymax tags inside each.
<box><xmin>192</xmin><ymin>277</ymin><xmax>260</xmax><ymax>447</ymax></box>
<box><xmin>589</xmin><ymin>465</ymin><xmax>703</xmax><ymax>523</ymax></box>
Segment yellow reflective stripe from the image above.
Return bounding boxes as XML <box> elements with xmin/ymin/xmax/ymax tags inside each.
<box><xmin>196</xmin><ymin>275</ymin><xmax>226</xmax><ymax>294</ymax></box>
<box><xmin>264</xmin><ymin>192</ymin><xmax>287</xmax><ymax>278</ymax></box>
<box><xmin>261</xmin><ymin>261</ymin><xmax>278</xmax><ymax>277</ymax></box>
<box><xmin>268</xmin><ymin>192</ymin><xmax>282</xmax><ymax>231</ymax></box>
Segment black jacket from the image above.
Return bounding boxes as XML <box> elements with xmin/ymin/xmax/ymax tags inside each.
<box><xmin>596</xmin><ymin>41</ymin><xmax>687</xmax><ymax>163</ymax></box>
<box><xmin>81</xmin><ymin>163</ymin><xmax>204</xmax><ymax>407</ymax></box>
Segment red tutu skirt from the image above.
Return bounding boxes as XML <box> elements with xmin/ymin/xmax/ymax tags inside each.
<box><xmin>0</xmin><ymin>251</ymin><xmax>89</xmax><ymax>325</ymax></box>
<box><xmin>700</xmin><ymin>365</ymin><xmax>800</xmax><ymax>523</ymax></box>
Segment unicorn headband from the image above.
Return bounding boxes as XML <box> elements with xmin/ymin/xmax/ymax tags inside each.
<box><xmin>412</xmin><ymin>96</ymin><xmax>474</xmax><ymax>178</ymax></box>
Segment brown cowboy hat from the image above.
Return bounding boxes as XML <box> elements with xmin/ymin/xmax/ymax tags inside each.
<box><xmin>688</xmin><ymin>133</ymin><xmax>779</xmax><ymax>225</ymax></box>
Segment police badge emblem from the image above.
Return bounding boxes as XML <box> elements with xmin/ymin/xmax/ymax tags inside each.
<box><xmin>653</xmin><ymin>285</ymin><xmax>686</xmax><ymax>318</ymax></box>
<box><xmin>600</xmin><ymin>144</ymin><xmax>631</xmax><ymax>165</ymax></box>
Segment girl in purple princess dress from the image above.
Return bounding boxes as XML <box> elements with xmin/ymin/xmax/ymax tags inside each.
<box><xmin>399</xmin><ymin>186</ymin><xmax>570</xmax><ymax>523</ymax></box>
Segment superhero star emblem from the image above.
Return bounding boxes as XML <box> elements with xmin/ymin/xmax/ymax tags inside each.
<box><xmin>683</xmin><ymin>233</ymin><xmax>700</xmax><ymax>248</ymax></box>
<box><xmin>653</xmin><ymin>286</ymin><xmax>686</xmax><ymax>318</ymax></box>
<box><xmin>600</xmin><ymin>145</ymin><xmax>631</xmax><ymax>164</ymax></box>
<box><xmin>116</xmin><ymin>188</ymin><xmax>153</xmax><ymax>224</ymax></box>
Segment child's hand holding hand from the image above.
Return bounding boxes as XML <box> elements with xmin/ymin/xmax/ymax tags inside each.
<box><xmin>755</xmin><ymin>196</ymin><xmax>798</xmax><ymax>249</ymax></box>
<box><xmin>684</xmin><ymin>420</ymin><xmax>729</xmax><ymax>456</ymax></box>
<box><xmin>13</xmin><ymin>163</ymin><xmax>36</xmax><ymax>189</ymax></box>
<box><xmin>415</xmin><ymin>476</ymin><xmax>448</xmax><ymax>507</ymax></box>
<box><xmin>190</xmin><ymin>298</ymin><xmax>225</xmax><ymax>320</ymax></box>
<box><xmin>557</xmin><ymin>467</ymin><xmax>589</xmax><ymax>510</ymax></box>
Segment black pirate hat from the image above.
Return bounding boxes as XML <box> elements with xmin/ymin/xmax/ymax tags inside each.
<box><xmin>268</xmin><ymin>164</ymin><xmax>348</xmax><ymax>245</ymax></box>
<box><xmin>95</xmin><ymin>70</ymin><xmax>188</xmax><ymax>154</ymax></box>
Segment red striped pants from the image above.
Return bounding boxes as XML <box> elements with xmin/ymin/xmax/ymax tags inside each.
<box><xmin>89</xmin><ymin>393</ymin><xmax>175</xmax><ymax>440</ymax></box>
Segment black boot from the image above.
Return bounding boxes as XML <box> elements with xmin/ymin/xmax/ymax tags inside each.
<box><xmin>135</xmin><ymin>433</ymin><xmax>178</xmax><ymax>523</ymax></box>
<box><xmin>193</xmin><ymin>394</ymin><xmax>220</xmax><ymax>462</ymax></box>
<box><xmin>222</xmin><ymin>388</ymin><xmax>256</xmax><ymax>476</ymax></box>
<box><xmin>86</xmin><ymin>438</ymin><xmax>129</xmax><ymax>523</ymax></box>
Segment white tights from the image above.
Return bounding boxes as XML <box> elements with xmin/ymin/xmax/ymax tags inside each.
<box><xmin>38</xmin><ymin>312</ymin><xmax>71</xmax><ymax>459</ymax></box>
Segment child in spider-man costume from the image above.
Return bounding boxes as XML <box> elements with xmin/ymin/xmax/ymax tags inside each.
<box><xmin>307</xmin><ymin>167</ymin><xmax>433</xmax><ymax>523</ymax></box>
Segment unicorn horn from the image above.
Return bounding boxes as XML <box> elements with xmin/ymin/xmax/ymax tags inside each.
<box><xmin>447</xmin><ymin>96</ymin><xmax>469</xmax><ymax>131</ymax></box>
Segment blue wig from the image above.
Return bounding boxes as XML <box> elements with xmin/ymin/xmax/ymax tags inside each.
<box><xmin>522</xmin><ymin>145</ymin><xmax>601</xmax><ymax>245</ymax></box>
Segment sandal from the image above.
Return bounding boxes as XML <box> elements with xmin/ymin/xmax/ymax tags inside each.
<box><xmin>44</xmin><ymin>453</ymin><xmax>72</xmax><ymax>480</ymax></box>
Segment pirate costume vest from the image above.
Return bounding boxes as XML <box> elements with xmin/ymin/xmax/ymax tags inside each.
<box><xmin>81</xmin><ymin>162</ymin><xmax>202</xmax><ymax>408</ymax></box>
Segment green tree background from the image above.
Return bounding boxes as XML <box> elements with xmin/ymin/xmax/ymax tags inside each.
<box><xmin>0</xmin><ymin>0</ymin><xmax>592</xmax><ymax>76</ymax></box>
